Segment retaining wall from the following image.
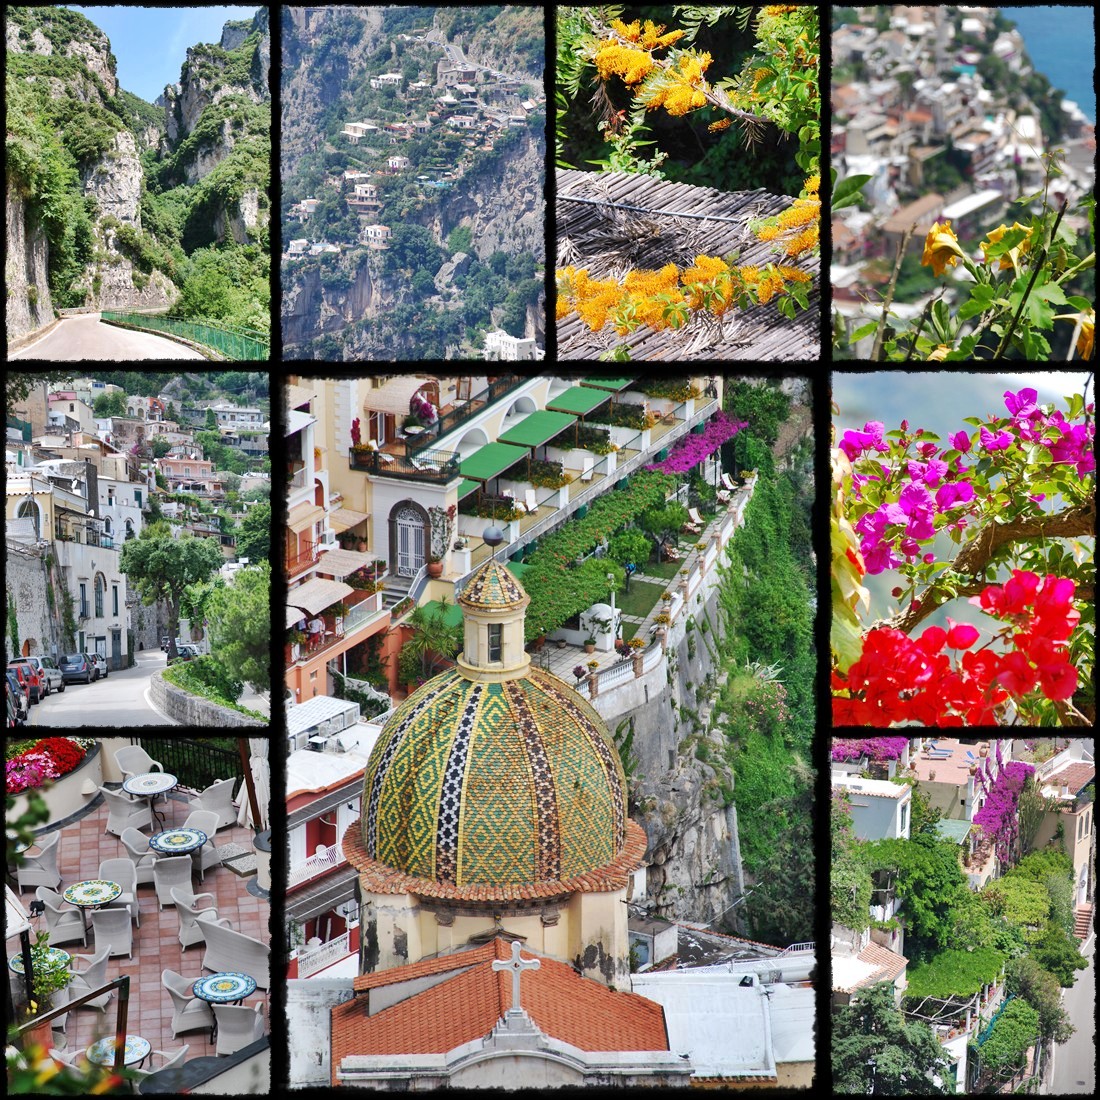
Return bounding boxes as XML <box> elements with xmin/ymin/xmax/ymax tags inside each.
<box><xmin>150</xmin><ymin>669</ymin><xmax>266</xmax><ymax>728</ymax></box>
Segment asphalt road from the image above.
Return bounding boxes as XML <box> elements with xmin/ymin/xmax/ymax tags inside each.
<box><xmin>1050</xmin><ymin>931</ymin><xmax>1095</xmax><ymax>1094</ymax></box>
<box><xmin>28</xmin><ymin>650</ymin><xmax>178</xmax><ymax>727</ymax></box>
<box><xmin>10</xmin><ymin>313</ymin><xmax>207</xmax><ymax>360</ymax></box>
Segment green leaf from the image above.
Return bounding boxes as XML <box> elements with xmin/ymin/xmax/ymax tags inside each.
<box><xmin>982</xmin><ymin>226</ymin><xmax>1030</xmax><ymax>258</ymax></box>
<box><xmin>850</xmin><ymin>320</ymin><xmax>878</xmax><ymax>341</ymax></box>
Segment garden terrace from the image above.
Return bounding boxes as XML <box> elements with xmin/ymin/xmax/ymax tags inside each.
<box><xmin>348</xmin><ymin>446</ymin><xmax>460</xmax><ymax>483</ymax></box>
<box><xmin>557</xmin><ymin>169</ymin><xmax>820</xmax><ymax>361</ymax></box>
<box><xmin>7</xmin><ymin>747</ymin><xmax>269</xmax><ymax>1077</ymax></box>
<box><xmin>405</xmin><ymin>374</ymin><xmax>526</xmax><ymax>453</ymax></box>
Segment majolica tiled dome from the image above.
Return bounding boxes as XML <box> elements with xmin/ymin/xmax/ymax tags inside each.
<box><xmin>361</xmin><ymin>666</ymin><xmax>629</xmax><ymax>890</ymax></box>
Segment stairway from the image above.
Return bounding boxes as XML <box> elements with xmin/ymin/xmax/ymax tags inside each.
<box><xmin>382</xmin><ymin>572</ymin><xmax>415</xmax><ymax>609</ymax></box>
<box><xmin>1074</xmin><ymin>903</ymin><xmax>1093</xmax><ymax>940</ymax></box>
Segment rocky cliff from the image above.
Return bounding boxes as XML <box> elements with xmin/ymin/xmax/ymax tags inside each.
<box><xmin>5</xmin><ymin>185</ymin><xmax>55</xmax><ymax>342</ymax></box>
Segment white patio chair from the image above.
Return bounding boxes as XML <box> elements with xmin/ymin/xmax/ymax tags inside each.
<box><xmin>200</xmin><ymin>921</ymin><xmax>270</xmax><ymax>989</ymax></box>
<box><xmin>182</xmin><ymin>810</ymin><xmax>222</xmax><ymax>882</ymax></box>
<box><xmin>89</xmin><ymin>907</ymin><xmax>132</xmax><ymax>960</ymax></box>
<box><xmin>186</xmin><ymin>777</ymin><xmax>238</xmax><ymax>830</ymax></box>
<box><xmin>720</xmin><ymin>471</ymin><xmax>736</xmax><ymax>491</ymax></box>
<box><xmin>131</xmin><ymin>1044</ymin><xmax>189</xmax><ymax>1081</ymax></box>
<box><xmin>119</xmin><ymin>827</ymin><xmax>157</xmax><ymax>886</ymax></box>
<box><xmin>67</xmin><ymin>946</ymin><xmax>113</xmax><ymax>1010</ymax></box>
<box><xmin>162</xmin><ymin>969</ymin><xmax>215</xmax><ymax>1037</ymax></box>
<box><xmin>16</xmin><ymin>830</ymin><xmax>61</xmax><ymax>892</ymax></box>
<box><xmin>97</xmin><ymin>858</ymin><xmax>140</xmax><ymax>927</ymax></box>
<box><xmin>49</xmin><ymin>1045</ymin><xmax>87</xmax><ymax>1070</ymax></box>
<box><xmin>35</xmin><ymin>887</ymin><xmax>86</xmax><ymax>948</ymax></box>
<box><xmin>688</xmin><ymin>507</ymin><xmax>705</xmax><ymax>528</ymax></box>
<box><xmin>153</xmin><ymin>855</ymin><xmax>194</xmax><ymax>909</ymax></box>
<box><xmin>113</xmin><ymin>745</ymin><xmax>164</xmax><ymax>780</ymax></box>
<box><xmin>213</xmin><ymin>1003</ymin><xmax>265</xmax><ymax>1056</ymax></box>
<box><xmin>170</xmin><ymin>887</ymin><xmax>228</xmax><ymax>949</ymax></box>
<box><xmin>524</xmin><ymin>489</ymin><xmax>539</xmax><ymax>514</ymax></box>
<box><xmin>580</xmin><ymin>454</ymin><xmax>594</xmax><ymax>482</ymax></box>
<box><xmin>98</xmin><ymin>786</ymin><xmax>153</xmax><ymax>837</ymax></box>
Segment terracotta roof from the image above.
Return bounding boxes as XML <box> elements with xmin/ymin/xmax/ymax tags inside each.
<box><xmin>1043</xmin><ymin>761</ymin><xmax>1095</xmax><ymax>797</ymax></box>
<box><xmin>833</xmin><ymin>941</ymin><xmax>909</xmax><ymax>994</ymax></box>
<box><xmin>333</xmin><ymin>938</ymin><xmax>669</xmax><ymax>1083</ymax></box>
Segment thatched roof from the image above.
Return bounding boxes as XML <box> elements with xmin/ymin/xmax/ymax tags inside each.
<box><xmin>556</xmin><ymin>169</ymin><xmax>820</xmax><ymax>361</ymax></box>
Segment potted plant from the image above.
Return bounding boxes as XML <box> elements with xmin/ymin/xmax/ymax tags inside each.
<box><xmin>357</xmin><ymin>535</ymin><xmax>368</xmax><ymax>553</ymax></box>
<box><xmin>427</xmin><ymin>554</ymin><xmax>443</xmax><ymax>578</ymax></box>
<box><xmin>21</xmin><ymin>932</ymin><xmax>73</xmax><ymax>1045</ymax></box>
<box><xmin>587</xmin><ymin>658</ymin><xmax>600</xmax><ymax>671</ymax></box>
<box><xmin>584</xmin><ymin>636</ymin><xmax>596</xmax><ymax>654</ymax></box>
<box><xmin>573</xmin><ymin>664</ymin><xmax>587</xmax><ymax>680</ymax></box>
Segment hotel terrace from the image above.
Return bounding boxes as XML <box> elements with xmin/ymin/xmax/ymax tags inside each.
<box><xmin>284</xmin><ymin>375</ymin><xmax>741</xmax><ymax>711</ymax></box>
<box><xmin>6</xmin><ymin>737</ymin><xmax>271</xmax><ymax>1093</ymax></box>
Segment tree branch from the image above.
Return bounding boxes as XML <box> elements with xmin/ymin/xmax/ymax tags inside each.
<box><xmin>885</xmin><ymin>500</ymin><xmax>1096</xmax><ymax>633</ymax></box>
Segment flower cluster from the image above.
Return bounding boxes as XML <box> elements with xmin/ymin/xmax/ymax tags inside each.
<box><xmin>645</xmin><ymin>410</ymin><xmax>747</xmax><ymax>474</ymax></box>
<box><xmin>753</xmin><ymin>175</ymin><xmax>820</xmax><ymax>259</ymax></box>
<box><xmin>831</xmin><ymin>737</ymin><xmax>910</xmax><ymax>762</ymax></box>
<box><xmin>833</xmin><ymin>570</ymin><xmax>1080</xmax><ymax>726</ymax></box>
<box><xmin>5</xmin><ymin>738</ymin><xmax>87</xmax><ymax>794</ymax></box>
<box><xmin>973</xmin><ymin>758</ymin><xmax>1035</xmax><ymax>866</ymax></box>
<box><xmin>593</xmin><ymin>42</ymin><xmax>654</xmax><ymax>85</ymax></box>
<box><xmin>409</xmin><ymin>391</ymin><xmax>437</xmax><ymax>425</ymax></box>
<box><xmin>608</xmin><ymin>18</ymin><xmax>685</xmax><ymax>51</ymax></box>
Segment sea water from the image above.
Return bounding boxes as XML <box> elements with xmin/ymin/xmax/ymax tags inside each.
<box><xmin>1000</xmin><ymin>6</ymin><xmax>1096</xmax><ymax>123</ymax></box>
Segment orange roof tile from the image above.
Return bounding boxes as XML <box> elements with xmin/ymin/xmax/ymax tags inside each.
<box><xmin>333</xmin><ymin>938</ymin><xmax>669</xmax><ymax>1083</ymax></box>
<box><xmin>1044</xmin><ymin>761</ymin><xmax>1095</xmax><ymax>797</ymax></box>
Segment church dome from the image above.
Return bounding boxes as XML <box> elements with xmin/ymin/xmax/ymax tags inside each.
<box><xmin>359</xmin><ymin>666</ymin><xmax>631</xmax><ymax>894</ymax></box>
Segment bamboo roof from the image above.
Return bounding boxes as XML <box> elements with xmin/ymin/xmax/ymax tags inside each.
<box><xmin>556</xmin><ymin>169</ymin><xmax>820</xmax><ymax>362</ymax></box>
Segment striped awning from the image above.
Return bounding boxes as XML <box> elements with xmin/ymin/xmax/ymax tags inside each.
<box><xmin>287</xmin><ymin>606</ymin><xmax>307</xmax><ymax>629</ymax></box>
<box><xmin>328</xmin><ymin>507</ymin><xmax>369</xmax><ymax>533</ymax></box>
<box><xmin>288</xmin><ymin>577</ymin><xmax>355</xmax><ymax>616</ymax></box>
<box><xmin>361</xmin><ymin>376</ymin><xmax>432</xmax><ymax>416</ymax></box>
<box><xmin>289</xmin><ymin>502</ymin><xmax>325</xmax><ymax>532</ymax></box>
<box><xmin>315</xmin><ymin>547</ymin><xmax>374</xmax><ymax>579</ymax></box>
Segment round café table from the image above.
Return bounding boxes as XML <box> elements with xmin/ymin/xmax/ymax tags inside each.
<box><xmin>63</xmin><ymin>880</ymin><xmax>122</xmax><ymax>936</ymax></box>
<box><xmin>193</xmin><ymin>972</ymin><xmax>257</xmax><ymax>1040</ymax></box>
<box><xmin>86</xmin><ymin>1034</ymin><xmax>151</xmax><ymax>1068</ymax></box>
<box><xmin>9</xmin><ymin>947</ymin><xmax>71</xmax><ymax>974</ymax></box>
<box><xmin>122</xmin><ymin>772</ymin><xmax>178</xmax><ymax>827</ymax></box>
<box><xmin>147</xmin><ymin>827</ymin><xmax>207</xmax><ymax>856</ymax></box>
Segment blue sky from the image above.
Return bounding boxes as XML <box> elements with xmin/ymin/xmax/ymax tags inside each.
<box><xmin>66</xmin><ymin>6</ymin><xmax>257</xmax><ymax>103</ymax></box>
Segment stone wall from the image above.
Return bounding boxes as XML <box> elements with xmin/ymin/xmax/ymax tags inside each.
<box><xmin>5</xmin><ymin>542</ymin><xmax>60</xmax><ymax>659</ymax></box>
<box><xmin>150</xmin><ymin>669</ymin><xmax>265</xmax><ymax>727</ymax></box>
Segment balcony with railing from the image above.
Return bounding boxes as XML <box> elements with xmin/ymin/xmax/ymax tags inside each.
<box><xmin>287</xmin><ymin>590</ymin><xmax>388</xmax><ymax>669</ymax></box>
<box><xmin>407</xmin><ymin>373</ymin><xmax>526</xmax><ymax>452</ymax></box>
<box><xmin>289</xmin><ymin>841</ymin><xmax>348</xmax><ymax>891</ymax></box>
<box><xmin>349</xmin><ymin>446</ymin><xmax>460</xmax><ymax>483</ymax></box>
<box><xmin>288</xmin><ymin>462</ymin><xmax>309</xmax><ymax>492</ymax></box>
<box><xmin>286</xmin><ymin>539</ymin><xmax>321</xmax><ymax>579</ymax></box>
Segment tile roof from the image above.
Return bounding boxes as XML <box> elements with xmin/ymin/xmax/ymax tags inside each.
<box><xmin>833</xmin><ymin>941</ymin><xmax>909</xmax><ymax>994</ymax></box>
<box><xmin>333</xmin><ymin>938</ymin><xmax>668</xmax><ymax>1083</ymax></box>
<box><xmin>458</xmin><ymin>558</ymin><xmax>528</xmax><ymax>610</ymax></box>
<box><xmin>1043</xmin><ymin>761</ymin><xmax>1095</xmax><ymax>797</ymax></box>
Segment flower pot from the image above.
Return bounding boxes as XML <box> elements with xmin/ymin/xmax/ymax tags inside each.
<box><xmin>584</xmin><ymin>643</ymin><xmax>596</xmax><ymax>654</ymax></box>
<box><xmin>357</xmin><ymin>540</ymin><xmax>367</xmax><ymax>553</ymax></box>
<box><xmin>427</xmin><ymin>561</ymin><xmax>443</xmax><ymax>578</ymax></box>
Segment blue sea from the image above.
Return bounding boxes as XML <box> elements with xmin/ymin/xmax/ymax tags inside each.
<box><xmin>1000</xmin><ymin>6</ymin><xmax>1096</xmax><ymax>123</ymax></box>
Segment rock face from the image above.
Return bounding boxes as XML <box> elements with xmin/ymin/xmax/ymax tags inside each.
<box><xmin>83</xmin><ymin>131</ymin><xmax>143</xmax><ymax>223</ymax></box>
<box><xmin>5</xmin><ymin>184</ymin><xmax>55</xmax><ymax>343</ymax></box>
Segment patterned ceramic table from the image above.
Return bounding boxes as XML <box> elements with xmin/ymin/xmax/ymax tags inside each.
<box><xmin>86</xmin><ymin>1034</ymin><xmax>151</xmax><ymax>1067</ymax></box>
<box><xmin>193</xmin><ymin>971</ymin><xmax>257</xmax><ymax>1004</ymax></box>
<box><xmin>122</xmin><ymin>771</ymin><xmax>178</xmax><ymax>826</ymax></box>
<box><xmin>8</xmin><ymin>947</ymin><xmax>71</xmax><ymax>974</ymax></box>
<box><xmin>148</xmin><ymin>827</ymin><xmax>207</xmax><ymax>856</ymax></box>
<box><xmin>63</xmin><ymin>879</ymin><xmax>122</xmax><ymax>935</ymax></box>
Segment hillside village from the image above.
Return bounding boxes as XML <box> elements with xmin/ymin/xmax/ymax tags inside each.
<box><xmin>6</xmin><ymin>373</ymin><xmax>270</xmax><ymax>678</ymax></box>
<box><xmin>283</xmin><ymin>28</ymin><xmax>543</xmax><ymax>261</ymax></box>
<box><xmin>831</xmin><ymin>5</ymin><xmax>1096</xmax><ymax>355</ymax></box>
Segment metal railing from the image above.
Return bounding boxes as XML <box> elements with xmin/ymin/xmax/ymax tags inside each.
<box><xmin>139</xmin><ymin>737</ymin><xmax>242</xmax><ymax>791</ymax></box>
<box><xmin>296</xmin><ymin>929</ymin><xmax>352</xmax><ymax>976</ymax></box>
<box><xmin>408</xmin><ymin>373</ymin><xmax>525</xmax><ymax>452</ymax></box>
<box><xmin>349</xmin><ymin>446</ymin><xmax>460</xmax><ymax>483</ymax></box>
<box><xmin>289</xmin><ymin>842</ymin><xmax>347</xmax><ymax>890</ymax></box>
<box><xmin>100</xmin><ymin>311</ymin><xmax>270</xmax><ymax>360</ymax></box>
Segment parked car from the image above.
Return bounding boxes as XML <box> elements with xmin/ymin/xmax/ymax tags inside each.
<box><xmin>7</xmin><ymin>660</ymin><xmax>43</xmax><ymax>704</ymax></box>
<box><xmin>168</xmin><ymin>644</ymin><xmax>201</xmax><ymax>665</ymax></box>
<box><xmin>23</xmin><ymin>656</ymin><xmax>65</xmax><ymax>695</ymax></box>
<box><xmin>6</xmin><ymin>670</ymin><xmax>29</xmax><ymax>724</ymax></box>
<box><xmin>88</xmin><ymin>653</ymin><xmax>109</xmax><ymax>679</ymax></box>
<box><xmin>59</xmin><ymin>653</ymin><xmax>96</xmax><ymax>684</ymax></box>
<box><xmin>160</xmin><ymin>636</ymin><xmax>172</xmax><ymax>652</ymax></box>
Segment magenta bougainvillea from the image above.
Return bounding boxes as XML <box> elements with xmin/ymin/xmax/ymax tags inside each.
<box><xmin>973</xmin><ymin>748</ymin><xmax>1035</xmax><ymax>867</ymax></box>
<box><xmin>646</xmin><ymin>411</ymin><xmax>747</xmax><ymax>474</ymax></box>
<box><xmin>831</xmin><ymin>737</ymin><xmax>910</xmax><ymax>763</ymax></box>
<box><xmin>5</xmin><ymin>738</ymin><xmax>88</xmax><ymax>795</ymax></box>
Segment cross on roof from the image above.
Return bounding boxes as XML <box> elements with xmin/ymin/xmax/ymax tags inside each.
<box><xmin>492</xmin><ymin>940</ymin><xmax>540</xmax><ymax>1013</ymax></box>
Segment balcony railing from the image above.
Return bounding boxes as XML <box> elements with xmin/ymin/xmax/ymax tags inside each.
<box><xmin>289</xmin><ymin>842</ymin><xmax>347</xmax><ymax>890</ymax></box>
<box><xmin>407</xmin><ymin>373</ymin><xmax>525</xmax><ymax>453</ymax></box>
<box><xmin>349</xmin><ymin>446</ymin><xmax>460</xmax><ymax>483</ymax></box>
<box><xmin>296</xmin><ymin>929</ymin><xmax>352</xmax><ymax>976</ymax></box>
<box><xmin>136</xmin><ymin>737</ymin><xmax>241</xmax><ymax>791</ymax></box>
<box><xmin>286</xmin><ymin>541</ymin><xmax>321</xmax><ymax>578</ymax></box>
<box><xmin>288</xmin><ymin>462</ymin><xmax>309</xmax><ymax>491</ymax></box>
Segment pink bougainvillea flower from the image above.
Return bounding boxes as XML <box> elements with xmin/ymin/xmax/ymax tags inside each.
<box><xmin>945</xmin><ymin>618</ymin><xmax>979</xmax><ymax>649</ymax></box>
<box><xmin>950</xmin><ymin>429</ymin><xmax>971</xmax><ymax>452</ymax></box>
<box><xmin>838</xmin><ymin>421</ymin><xmax>889</xmax><ymax>461</ymax></box>
<box><xmin>1004</xmin><ymin>388</ymin><xmax>1039</xmax><ymax>419</ymax></box>
<box><xmin>922</xmin><ymin>553</ymin><xmax>936</xmax><ymax>564</ymax></box>
<box><xmin>979</xmin><ymin>426</ymin><xmax>1014</xmax><ymax>451</ymax></box>
<box><xmin>1038</xmin><ymin>662</ymin><xmax>1078</xmax><ymax>700</ymax></box>
<box><xmin>863</xmin><ymin>540</ymin><xmax>903</xmax><ymax>575</ymax></box>
<box><xmin>1028</xmin><ymin>493</ymin><xmax>1045</xmax><ymax>504</ymax></box>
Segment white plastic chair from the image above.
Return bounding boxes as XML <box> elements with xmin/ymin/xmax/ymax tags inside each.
<box><xmin>186</xmin><ymin>777</ymin><xmax>238</xmax><ymax>830</ymax></box>
<box><xmin>113</xmin><ymin>745</ymin><xmax>164</xmax><ymax>780</ymax></box>
<box><xmin>182</xmin><ymin>810</ymin><xmax>222</xmax><ymax>882</ymax></box>
<box><xmin>170</xmin><ymin>887</ymin><xmax>228</xmax><ymax>949</ymax></box>
<box><xmin>15</xmin><ymin>830</ymin><xmax>61</xmax><ymax>892</ymax></box>
<box><xmin>153</xmin><ymin>855</ymin><xmax>194</xmax><ymax>909</ymax></box>
<box><xmin>524</xmin><ymin>489</ymin><xmax>539</xmax><ymax>514</ymax></box>
<box><xmin>213</xmin><ymin>1003</ymin><xmax>264</xmax><ymax>1056</ymax></box>
<box><xmin>97</xmin><ymin>858</ymin><xmax>140</xmax><ymax>926</ymax></box>
<box><xmin>580</xmin><ymin>454</ymin><xmax>594</xmax><ymax>482</ymax></box>
<box><xmin>200</xmin><ymin>922</ymin><xmax>269</xmax><ymax>989</ymax></box>
<box><xmin>35</xmin><ymin>887</ymin><xmax>87</xmax><ymax>948</ymax></box>
<box><xmin>67</xmin><ymin>946</ymin><xmax>113</xmax><ymax>1010</ymax></box>
<box><xmin>119</xmin><ymin>827</ymin><xmax>158</xmax><ymax>887</ymax></box>
<box><xmin>162</xmin><ymin>969</ymin><xmax>214</xmax><ymax>1037</ymax></box>
<box><xmin>131</xmin><ymin>1044</ymin><xmax>189</xmax><ymax>1081</ymax></box>
<box><xmin>89</xmin><ymin>907</ymin><xmax>132</xmax><ymax>960</ymax></box>
<box><xmin>99</xmin><ymin>786</ymin><xmax>153</xmax><ymax>836</ymax></box>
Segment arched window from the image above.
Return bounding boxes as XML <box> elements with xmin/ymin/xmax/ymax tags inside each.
<box><xmin>17</xmin><ymin>498</ymin><xmax>41</xmax><ymax>539</ymax></box>
<box><xmin>125</xmin><ymin>518</ymin><xmax>136</xmax><ymax>540</ymax></box>
<box><xmin>94</xmin><ymin>574</ymin><xmax>106</xmax><ymax>618</ymax></box>
<box><xmin>103</xmin><ymin>516</ymin><xmax>113</xmax><ymax>536</ymax></box>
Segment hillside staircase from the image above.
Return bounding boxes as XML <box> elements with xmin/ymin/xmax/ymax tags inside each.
<box><xmin>1073</xmin><ymin>903</ymin><xmax>1093</xmax><ymax>940</ymax></box>
<box><xmin>382</xmin><ymin>572</ymin><xmax>415</xmax><ymax>610</ymax></box>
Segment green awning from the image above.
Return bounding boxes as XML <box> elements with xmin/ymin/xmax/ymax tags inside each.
<box><xmin>934</xmin><ymin>818</ymin><xmax>973</xmax><ymax>846</ymax></box>
<box><xmin>423</xmin><ymin>599</ymin><xmax>464</xmax><ymax>628</ymax></box>
<box><xmin>581</xmin><ymin>377</ymin><xmax>636</xmax><ymax>392</ymax></box>
<box><xmin>458</xmin><ymin>441</ymin><xmax>529</xmax><ymax>482</ymax></box>
<box><xmin>546</xmin><ymin>386</ymin><xmax>612</xmax><ymax>416</ymax></box>
<box><xmin>456</xmin><ymin>478</ymin><xmax>480</xmax><ymax>500</ymax></box>
<box><xmin>497</xmin><ymin>410</ymin><xmax>577</xmax><ymax>449</ymax></box>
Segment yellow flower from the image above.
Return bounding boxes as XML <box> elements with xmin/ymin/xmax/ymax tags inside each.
<box><xmin>926</xmin><ymin>344</ymin><xmax>952</xmax><ymax>361</ymax></box>
<box><xmin>803</xmin><ymin>174</ymin><xmax>820</xmax><ymax>197</ymax></box>
<box><xmin>784</xmin><ymin>224</ymin><xmax>819</xmax><ymax>258</ymax></box>
<box><xmin>594</xmin><ymin>43</ymin><xmax>654</xmax><ymax>84</ymax></box>
<box><xmin>1077</xmin><ymin>309</ymin><xmax>1095</xmax><ymax>360</ymax></box>
<box><xmin>980</xmin><ymin>222</ymin><xmax>1032</xmax><ymax>270</ymax></box>
<box><xmin>921</xmin><ymin>221</ymin><xmax>967</xmax><ymax>277</ymax></box>
<box><xmin>778</xmin><ymin>264</ymin><xmax>813</xmax><ymax>284</ymax></box>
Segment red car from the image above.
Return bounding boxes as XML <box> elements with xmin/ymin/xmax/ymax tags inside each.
<box><xmin>7</xmin><ymin>660</ymin><xmax>43</xmax><ymax>704</ymax></box>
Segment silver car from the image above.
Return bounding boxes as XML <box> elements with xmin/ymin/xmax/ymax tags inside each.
<box><xmin>87</xmin><ymin>653</ymin><xmax>109</xmax><ymax>679</ymax></box>
<box><xmin>23</xmin><ymin>656</ymin><xmax>66</xmax><ymax>694</ymax></box>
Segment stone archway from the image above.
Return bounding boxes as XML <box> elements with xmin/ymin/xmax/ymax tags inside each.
<box><xmin>389</xmin><ymin>500</ymin><xmax>430</xmax><ymax>578</ymax></box>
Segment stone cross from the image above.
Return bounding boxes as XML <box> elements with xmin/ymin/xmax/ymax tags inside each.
<box><xmin>492</xmin><ymin>940</ymin><xmax>540</xmax><ymax>1013</ymax></box>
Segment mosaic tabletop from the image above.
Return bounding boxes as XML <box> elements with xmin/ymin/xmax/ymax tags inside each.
<box><xmin>193</xmin><ymin>971</ymin><xmax>257</xmax><ymax>1003</ymax></box>
<box><xmin>122</xmin><ymin>772</ymin><xmax>177</xmax><ymax>796</ymax></box>
<box><xmin>9</xmin><ymin>947</ymin><xmax>71</xmax><ymax>974</ymax></box>
<box><xmin>86</xmin><ymin>1035</ymin><xmax>151</xmax><ymax>1066</ymax></box>
<box><xmin>63</xmin><ymin>880</ymin><xmax>122</xmax><ymax>907</ymax></box>
<box><xmin>148</xmin><ymin>827</ymin><xmax>207</xmax><ymax>854</ymax></box>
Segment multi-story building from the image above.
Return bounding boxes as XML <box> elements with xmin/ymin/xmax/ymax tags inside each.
<box><xmin>207</xmin><ymin>402</ymin><xmax>265</xmax><ymax>430</ymax></box>
<box><xmin>156</xmin><ymin>454</ymin><xmax>221</xmax><ymax>495</ymax></box>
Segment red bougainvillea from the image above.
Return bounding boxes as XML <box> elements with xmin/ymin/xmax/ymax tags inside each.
<box><xmin>5</xmin><ymin>738</ymin><xmax>87</xmax><ymax>795</ymax></box>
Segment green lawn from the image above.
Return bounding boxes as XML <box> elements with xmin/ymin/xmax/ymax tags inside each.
<box><xmin>615</xmin><ymin>579</ymin><xmax>666</xmax><ymax>619</ymax></box>
<box><xmin>620</xmin><ymin>620</ymin><xmax>639</xmax><ymax>642</ymax></box>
